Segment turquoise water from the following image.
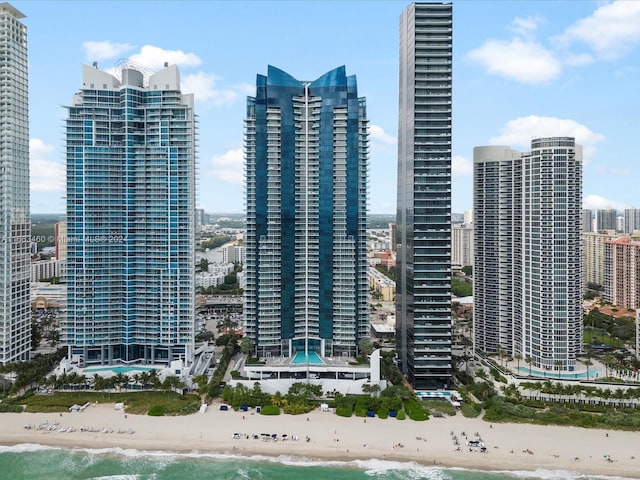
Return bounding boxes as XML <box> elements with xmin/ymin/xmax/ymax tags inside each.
<box><xmin>0</xmin><ymin>444</ymin><xmax>628</xmax><ymax>480</ymax></box>
<box><xmin>291</xmin><ymin>351</ymin><xmax>324</xmax><ymax>365</ymax></box>
<box><xmin>416</xmin><ymin>390</ymin><xmax>453</xmax><ymax>398</ymax></box>
<box><xmin>84</xmin><ymin>366</ymin><xmax>154</xmax><ymax>374</ymax></box>
<box><xmin>516</xmin><ymin>367</ymin><xmax>601</xmax><ymax>380</ymax></box>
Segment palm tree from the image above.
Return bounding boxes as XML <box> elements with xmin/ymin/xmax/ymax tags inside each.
<box><xmin>139</xmin><ymin>371</ymin><xmax>150</xmax><ymax>389</ymax></box>
<box><xmin>554</xmin><ymin>360</ymin><xmax>563</xmax><ymax>379</ymax></box>
<box><xmin>148</xmin><ymin>369</ymin><xmax>160</xmax><ymax>389</ymax></box>
<box><xmin>132</xmin><ymin>373</ymin><xmax>141</xmax><ymax>390</ymax></box>
<box><xmin>496</xmin><ymin>344</ymin><xmax>504</xmax><ymax>368</ymax></box>
<box><xmin>525</xmin><ymin>355</ymin><xmax>533</xmax><ymax>376</ymax></box>
<box><xmin>584</xmin><ymin>358</ymin><xmax>593</xmax><ymax>381</ymax></box>
<box><xmin>514</xmin><ymin>353</ymin><xmax>523</xmax><ymax>373</ymax></box>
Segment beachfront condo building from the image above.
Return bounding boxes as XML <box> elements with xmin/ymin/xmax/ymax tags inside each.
<box><xmin>244</xmin><ymin>65</ymin><xmax>369</xmax><ymax>358</ymax></box>
<box><xmin>0</xmin><ymin>3</ymin><xmax>30</xmax><ymax>366</ymax></box>
<box><xmin>64</xmin><ymin>63</ymin><xmax>196</xmax><ymax>366</ymax></box>
<box><xmin>396</xmin><ymin>2</ymin><xmax>453</xmax><ymax>389</ymax></box>
<box><xmin>474</xmin><ymin>138</ymin><xmax>583</xmax><ymax>371</ymax></box>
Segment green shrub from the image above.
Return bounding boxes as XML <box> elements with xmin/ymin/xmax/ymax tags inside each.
<box><xmin>335</xmin><ymin>406</ymin><xmax>353</xmax><ymax>417</ymax></box>
<box><xmin>404</xmin><ymin>398</ymin><xmax>429</xmax><ymax>421</ymax></box>
<box><xmin>460</xmin><ymin>402</ymin><xmax>481</xmax><ymax>418</ymax></box>
<box><xmin>259</xmin><ymin>404</ymin><xmax>280</xmax><ymax>415</ymax></box>
<box><xmin>148</xmin><ymin>405</ymin><xmax>165</xmax><ymax>416</ymax></box>
<box><xmin>0</xmin><ymin>402</ymin><xmax>23</xmax><ymax>413</ymax></box>
<box><xmin>396</xmin><ymin>409</ymin><xmax>406</xmax><ymax>420</ymax></box>
<box><xmin>377</xmin><ymin>406</ymin><xmax>389</xmax><ymax>419</ymax></box>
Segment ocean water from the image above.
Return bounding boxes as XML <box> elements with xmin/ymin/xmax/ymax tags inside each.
<box><xmin>0</xmin><ymin>444</ymin><xmax>632</xmax><ymax>480</ymax></box>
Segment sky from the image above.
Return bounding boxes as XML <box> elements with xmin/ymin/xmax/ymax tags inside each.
<box><xmin>17</xmin><ymin>0</ymin><xmax>640</xmax><ymax>215</ymax></box>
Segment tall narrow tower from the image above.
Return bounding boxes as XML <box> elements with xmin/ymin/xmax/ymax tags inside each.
<box><xmin>0</xmin><ymin>3</ymin><xmax>30</xmax><ymax>366</ymax></box>
<box><xmin>396</xmin><ymin>2</ymin><xmax>453</xmax><ymax>389</ymax></box>
<box><xmin>64</xmin><ymin>63</ymin><xmax>196</xmax><ymax>366</ymax></box>
<box><xmin>244</xmin><ymin>65</ymin><xmax>369</xmax><ymax>359</ymax></box>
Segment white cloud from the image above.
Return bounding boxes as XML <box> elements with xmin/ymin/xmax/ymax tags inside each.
<box><xmin>510</xmin><ymin>15</ymin><xmax>542</xmax><ymax>38</ymax></box>
<box><xmin>369</xmin><ymin>124</ymin><xmax>396</xmax><ymax>145</ymax></box>
<box><xmin>583</xmin><ymin>194</ymin><xmax>628</xmax><ymax>211</ymax></box>
<box><xmin>468</xmin><ymin>38</ymin><xmax>562</xmax><ymax>84</ymax></box>
<box><xmin>30</xmin><ymin>138</ymin><xmax>64</xmax><ymax>193</ymax></box>
<box><xmin>182</xmin><ymin>72</ymin><xmax>238</xmax><ymax>106</ymax></box>
<box><xmin>234</xmin><ymin>82</ymin><xmax>256</xmax><ymax>96</ymax></box>
<box><xmin>489</xmin><ymin>116</ymin><xmax>604</xmax><ymax>161</ymax></box>
<box><xmin>559</xmin><ymin>0</ymin><xmax>640</xmax><ymax>60</ymax></box>
<box><xmin>563</xmin><ymin>52</ymin><xmax>594</xmax><ymax>66</ymax></box>
<box><xmin>129</xmin><ymin>45</ymin><xmax>201</xmax><ymax>70</ymax></box>
<box><xmin>82</xmin><ymin>41</ymin><xmax>132</xmax><ymax>61</ymax></box>
<box><xmin>207</xmin><ymin>148</ymin><xmax>243</xmax><ymax>185</ymax></box>
<box><xmin>452</xmin><ymin>155</ymin><xmax>473</xmax><ymax>177</ymax></box>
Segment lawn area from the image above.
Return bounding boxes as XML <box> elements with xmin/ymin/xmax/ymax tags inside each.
<box><xmin>18</xmin><ymin>391</ymin><xmax>200</xmax><ymax>416</ymax></box>
<box><xmin>420</xmin><ymin>399</ymin><xmax>457</xmax><ymax>416</ymax></box>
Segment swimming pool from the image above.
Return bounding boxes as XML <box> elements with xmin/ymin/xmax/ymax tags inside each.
<box><xmin>516</xmin><ymin>366</ymin><xmax>601</xmax><ymax>379</ymax></box>
<box><xmin>415</xmin><ymin>390</ymin><xmax>454</xmax><ymax>399</ymax></box>
<box><xmin>291</xmin><ymin>351</ymin><xmax>324</xmax><ymax>365</ymax></box>
<box><xmin>84</xmin><ymin>366</ymin><xmax>155</xmax><ymax>375</ymax></box>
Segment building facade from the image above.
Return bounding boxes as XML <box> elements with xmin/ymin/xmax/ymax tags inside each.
<box><xmin>604</xmin><ymin>236</ymin><xmax>640</xmax><ymax>310</ymax></box>
<box><xmin>396</xmin><ymin>2</ymin><xmax>453</xmax><ymax>389</ymax></box>
<box><xmin>582</xmin><ymin>230</ymin><xmax>618</xmax><ymax>289</ymax></box>
<box><xmin>473</xmin><ymin>146</ymin><xmax>522</xmax><ymax>356</ymax></box>
<box><xmin>582</xmin><ymin>209</ymin><xmax>593</xmax><ymax>233</ymax></box>
<box><xmin>0</xmin><ymin>3</ymin><xmax>30</xmax><ymax>365</ymax></box>
<box><xmin>596</xmin><ymin>209</ymin><xmax>618</xmax><ymax>232</ymax></box>
<box><xmin>624</xmin><ymin>208</ymin><xmax>640</xmax><ymax>234</ymax></box>
<box><xmin>452</xmin><ymin>223</ymin><xmax>473</xmax><ymax>269</ymax></box>
<box><xmin>474</xmin><ymin>138</ymin><xmax>583</xmax><ymax>371</ymax></box>
<box><xmin>244</xmin><ymin>65</ymin><xmax>369</xmax><ymax>359</ymax></box>
<box><xmin>64</xmin><ymin>63</ymin><xmax>196</xmax><ymax>366</ymax></box>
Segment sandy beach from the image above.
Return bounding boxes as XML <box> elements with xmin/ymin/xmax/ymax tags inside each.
<box><xmin>1</xmin><ymin>402</ymin><xmax>637</xmax><ymax>477</ymax></box>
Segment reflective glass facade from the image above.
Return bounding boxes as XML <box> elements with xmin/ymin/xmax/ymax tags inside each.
<box><xmin>244</xmin><ymin>66</ymin><xmax>368</xmax><ymax>358</ymax></box>
<box><xmin>0</xmin><ymin>3</ymin><xmax>30</xmax><ymax>365</ymax></box>
<box><xmin>396</xmin><ymin>3</ymin><xmax>453</xmax><ymax>389</ymax></box>
<box><xmin>64</xmin><ymin>64</ymin><xmax>196</xmax><ymax>365</ymax></box>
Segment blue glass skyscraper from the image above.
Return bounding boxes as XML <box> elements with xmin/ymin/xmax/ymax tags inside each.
<box><xmin>64</xmin><ymin>63</ymin><xmax>196</xmax><ymax>365</ymax></box>
<box><xmin>244</xmin><ymin>66</ymin><xmax>368</xmax><ymax>358</ymax></box>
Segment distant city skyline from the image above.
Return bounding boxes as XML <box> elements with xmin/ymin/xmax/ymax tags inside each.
<box><xmin>14</xmin><ymin>0</ymin><xmax>640</xmax><ymax>214</ymax></box>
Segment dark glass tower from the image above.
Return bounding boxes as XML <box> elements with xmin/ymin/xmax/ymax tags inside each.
<box><xmin>396</xmin><ymin>3</ymin><xmax>453</xmax><ymax>389</ymax></box>
<box><xmin>244</xmin><ymin>66</ymin><xmax>369</xmax><ymax>359</ymax></box>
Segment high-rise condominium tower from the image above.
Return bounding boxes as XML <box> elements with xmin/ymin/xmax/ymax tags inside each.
<box><xmin>64</xmin><ymin>63</ymin><xmax>196</xmax><ymax>365</ymax></box>
<box><xmin>0</xmin><ymin>3</ymin><xmax>29</xmax><ymax>366</ymax></box>
<box><xmin>244</xmin><ymin>66</ymin><xmax>368</xmax><ymax>358</ymax></box>
<box><xmin>396</xmin><ymin>2</ymin><xmax>453</xmax><ymax>389</ymax></box>
<box><xmin>474</xmin><ymin>138</ymin><xmax>582</xmax><ymax>371</ymax></box>
<box><xmin>624</xmin><ymin>208</ymin><xmax>640</xmax><ymax>234</ymax></box>
<box><xmin>596</xmin><ymin>209</ymin><xmax>617</xmax><ymax>231</ymax></box>
<box><xmin>582</xmin><ymin>209</ymin><xmax>593</xmax><ymax>233</ymax></box>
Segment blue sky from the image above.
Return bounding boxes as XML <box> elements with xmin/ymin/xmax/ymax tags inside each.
<box><xmin>18</xmin><ymin>0</ymin><xmax>640</xmax><ymax>214</ymax></box>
